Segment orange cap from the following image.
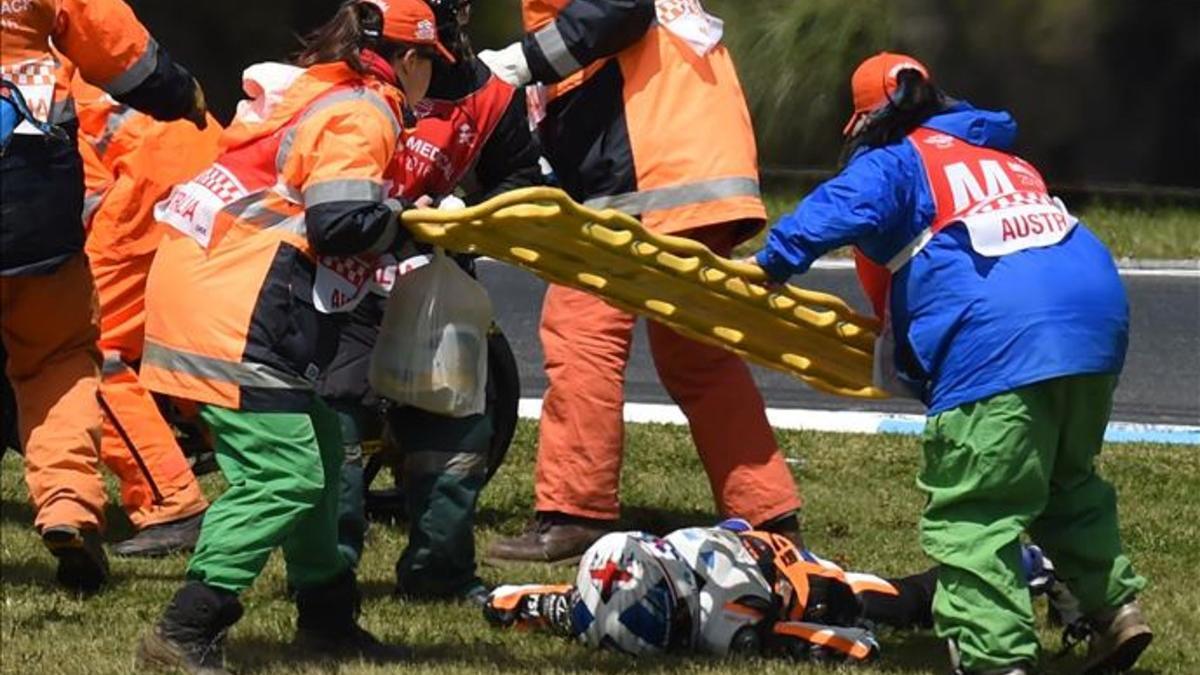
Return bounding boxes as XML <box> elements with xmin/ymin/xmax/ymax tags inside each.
<box><xmin>842</xmin><ymin>51</ymin><xmax>930</xmax><ymax>136</ymax></box>
<box><xmin>361</xmin><ymin>0</ymin><xmax>456</xmax><ymax>63</ymax></box>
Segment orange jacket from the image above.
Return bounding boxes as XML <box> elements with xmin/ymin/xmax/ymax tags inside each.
<box><xmin>2</xmin><ymin>0</ymin><xmax>158</xmax><ymax>130</ymax></box>
<box><xmin>70</xmin><ymin>70</ymin><xmax>222</xmax><ymax>259</ymax></box>
<box><xmin>520</xmin><ymin>0</ymin><xmax>765</xmax><ymax>235</ymax></box>
<box><xmin>2</xmin><ymin>0</ymin><xmax>199</xmax><ymax>275</ymax></box>
<box><xmin>141</xmin><ymin>63</ymin><xmax>407</xmax><ymax>412</ymax></box>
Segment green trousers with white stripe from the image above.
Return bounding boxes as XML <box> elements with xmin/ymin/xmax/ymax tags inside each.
<box><xmin>918</xmin><ymin>374</ymin><xmax>1146</xmax><ymax>670</ymax></box>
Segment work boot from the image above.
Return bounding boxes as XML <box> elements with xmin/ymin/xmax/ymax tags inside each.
<box><xmin>484</xmin><ymin>512</ymin><xmax>612</xmax><ymax>566</ymax></box>
<box><xmin>112</xmin><ymin>510</ymin><xmax>205</xmax><ymax>558</ymax></box>
<box><xmin>137</xmin><ymin>581</ymin><xmax>243</xmax><ymax>675</ymax></box>
<box><xmin>294</xmin><ymin>571</ymin><xmax>410</xmax><ymax>663</ymax></box>
<box><xmin>42</xmin><ymin>525</ymin><xmax>108</xmax><ymax>593</ymax></box>
<box><xmin>1081</xmin><ymin>600</ymin><xmax>1153</xmax><ymax>674</ymax></box>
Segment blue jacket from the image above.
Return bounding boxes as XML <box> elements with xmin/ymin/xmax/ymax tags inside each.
<box><xmin>757</xmin><ymin>103</ymin><xmax>1128</xmax><ymax>413</ymax></box>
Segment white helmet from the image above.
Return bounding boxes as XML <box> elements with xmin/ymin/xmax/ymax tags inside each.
<box><xmin>664</xmin><ymin>527</ymin><xmax>775</xmax><ymax>656</ymax></box>
<box><xmin>573</xmin><ymin>531</ymin><xmax>700</xmax><ymax>655</ymax></box>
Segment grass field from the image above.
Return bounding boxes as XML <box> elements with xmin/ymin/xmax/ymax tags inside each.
<box><xmin>2</xmin><ymin>423</ymin><xmax>1196</xmax><ymax>674</ymax></box>
<box><xmin>740</xmin><ymin>192</ymin><xmax>1200</xmax><ymax>261</ymax></box>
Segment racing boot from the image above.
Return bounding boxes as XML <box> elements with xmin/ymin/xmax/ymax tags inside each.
<box><xmin>293</xmin><ymin>571</ymin><xmax>410</xmax><ymax>663</ymax></box>
<box><xmin>137</xmin><ymin>581</ymin><xmax>243</xmax><ymax>675</ymax></box>
<box><xmin>42</xmin><ymin>525</ymin><xmax>108</xmax><ymax>593</ymax></box>
<box><xmin>484</xmin><ymin>512</ymin><xmax>611</xmax><ymax>566</ymax></box>
<box><xmin>112</xmin><ymin>510</ymin><xmax>205</xmax><ymax>558</ymax></box>
<box><xmin>483</xmin><ymin>584</ymin><xmax>577</xmax><ymax>635</ymax></box>
<box><xmin>1081</xmin><ymin>600</ymin><xmax>1152</xmax><ymax>674</ymax></box>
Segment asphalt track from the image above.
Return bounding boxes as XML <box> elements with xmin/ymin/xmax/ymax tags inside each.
<box><xmin>476</xmin><ymin>261</ymin><xmax>1200</xmax><ymax>427</ymax></box>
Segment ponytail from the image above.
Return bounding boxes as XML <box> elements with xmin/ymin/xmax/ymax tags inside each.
<box><xmin>840</xmin><ymin>68</ymin><xmax>947</xmax><ymax>166</ymax></box>
<box><xmin>294</xmin><ymin>2</ymin><xmax>379</xmax><ymax>74</ymax></box>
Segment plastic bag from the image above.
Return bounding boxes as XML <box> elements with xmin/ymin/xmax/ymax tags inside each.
<box><xmin>369</xmin><ymin>249</ymin><xmax>493</xmax><ymax>417</ymax></box>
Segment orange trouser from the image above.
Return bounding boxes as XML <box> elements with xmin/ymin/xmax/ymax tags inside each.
<box><xmin>88</xmin><ymin>239</ymin><xmax>208</xmax><ymax>528</ymax></box>
<box><xmin>535</xmin><ymin>224</ymin><xmax>802</xmax><ymax>524</ymax></box>
<box><xmin>0</xmin><ymin>255</ymin><xmax>107</xmax><ymax>531</ymax></box>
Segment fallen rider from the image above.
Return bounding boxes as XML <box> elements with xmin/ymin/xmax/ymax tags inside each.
<box><xmin>484</xmin><ymin>520</ymin><xmax>1081</xmax><ymax>664</ymax></box>
<box><xmin>484</xmin><ymin>520</ymin><xmax>942</xmax><ymax>662</ymax></box>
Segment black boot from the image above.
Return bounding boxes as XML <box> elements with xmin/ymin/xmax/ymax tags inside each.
<box><xmin>294</xmin><ymin>571</ymin><xmax>410</xmax><ymax>663</ymax></box>
<box><xmin>112</xmin><ymin>510</ymin><xmax>205</xmax><ymax>558</ymax></box>
<box><xmin>42</xmin><ymin>525</ymin><xmax>109</xmax><ymax>594</ymax></box>
<box><xmin>137</xmin><ymin>581</ymin><xmax>243</xmax><ymax>674</ymax></box>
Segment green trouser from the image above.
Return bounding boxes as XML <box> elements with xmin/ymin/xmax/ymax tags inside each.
<box><xmin>331</xmin><ymin>403</ymin><xmax>379</xmax><ymax>568</ymax></box>
<box><xmin>393</xmin><ymin>406</ymin><xmax>491</xmax><ymax>597</ymax></box>
<box><xmin>334</xmin><ymin>402</ymin><xmax>491</xmax><ymax>596</ymax></box>
<box><xmin>918</xmin><ymin>374</ymin><xmax>1146</xmax><ymax>670</ymax></box>
<box><xmin>187</xmin><ymin>399</ymin><xmax>349</xmax><ymax>593</ymax></box>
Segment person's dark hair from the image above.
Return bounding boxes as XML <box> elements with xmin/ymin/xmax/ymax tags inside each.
<box><xmin>839</xmin><ymin>68</ymin><xmax>949</xmax><ymax>166</ymax></box>
<box><xmin>295</xmin><ymin>2</ymin><xmax>435</xmax><ymax>74</ymax></box>
<box><xmin>430</xmin><ymin>0</ymin><xmax>473</xmax><ymax>61</ymax></box>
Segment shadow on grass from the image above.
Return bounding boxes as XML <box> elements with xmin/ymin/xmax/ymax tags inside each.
<box><xmin>229</xmin><ymin>634</ymin><xmax>648</xmax><ymax>675</ymax></box>
<box><xmin>475</xmin><ymin>504</ymin><xmax>718</xmax><ymax>536</ymax></box>
<box><xmin>228</xmin><ymin>632</ymin><xmax>989</xmax><ymax>674</ymax></box>
<box><xmin>227</xmin><ymin>636</ymin><xmax>346</xmax><ymax>674</ymax></box>
<box><xmin>1</xmin><ymin>494</ymin><xmax>36</xmax><ymax>526</ymax></box>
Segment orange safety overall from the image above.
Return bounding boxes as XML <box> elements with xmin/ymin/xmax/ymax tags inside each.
<box><xmin>73</xmin><ymin>73</ymin><xmax>220</xmax><ymax>528</ymax></box>
<box><xmin>1</xmin><ymin>0</ymin><xmax>179</xmax><ymax>531</ymax></box>
<box><xmin>523</xmin><ymin>0</ymin><xmax>801</xmax><ymax>524</ymax></box>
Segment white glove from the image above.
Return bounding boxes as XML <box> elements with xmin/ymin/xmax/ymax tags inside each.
<box><xmin>437</xmin><ymin>195</ymin><xmax>466</xmax><ymax>211</ymax></box>
<box><xmin>478</xmin><ymin>43</ymin><xmax>532</xmax><ymax>87</ymax></box>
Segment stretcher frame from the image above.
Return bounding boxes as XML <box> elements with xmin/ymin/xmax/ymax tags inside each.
<box><xmin>401</xmin><ymin>187</ymin><xmax>887</xmax><ymax>399</ymax></box>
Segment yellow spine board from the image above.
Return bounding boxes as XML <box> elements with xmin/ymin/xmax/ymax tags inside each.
<box><xmin>402</xmin><ymin>187</ymin><xmax>888</xmax><ymax>399</ymax></box>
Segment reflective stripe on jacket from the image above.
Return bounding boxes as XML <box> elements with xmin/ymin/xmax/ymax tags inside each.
<box><xmin>520</xmin><ymin>0</ymin><xmax>765</xmax><ymax>235</ymax></box>
<box><xmin>141</xmin><ymin>63</ymin><xmax>405</xmax><ymax>412</ymax></box>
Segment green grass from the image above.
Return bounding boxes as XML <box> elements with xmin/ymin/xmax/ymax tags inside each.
<box><xmin>735</xmin><ymin>192</ymin><xmax>1200</xmax><ymax>261</ymax></box>
<box><xmin>2</xmin><ymin>423</ymin><xmax>1197</xmax><ymax>674</ymax></box>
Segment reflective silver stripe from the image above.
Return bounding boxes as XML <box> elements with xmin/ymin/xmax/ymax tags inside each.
<box><xmin>367</xmin><ymin>216</ymin><xmax>399</xmax><ymax>255</ymax></box>
<box><xmin>222</xmin><ymin>192</ymin><xmax>295</xmax><ymax>230</ymax></box>
<box><xmin>583</xmin><ymin>176</ymin><xmax>761</xmax><ymax>216</ymax></box>
<box><xmin>532</xmin><ymin>22</ymin><xmax>582</xmax><ymax>79</ymax></box>
<box><xmin>101</xmin><ymin>351</ymin><xmax>127</xmax><ymax>377</ymax></box>
<box><xmin>885</xmin><ymin>226</ymin><xmax>936</xmax><ymax>272</ymax></box>
<box><xmin>82</xmin><ymin>190</ymin><xmax>106</xmax><ymax>226</ymax></box>
<box><xmin>404</xmin><ymin>450</ymin><xmax>487</xmax><ymax>478</ymax></box>
<box><xmin>142</xmin><ymin>342</ymin><xmax>313</xmax><ymax>391</ymax></box>
<box><xmin>303</xmin><ymin>179</ymin><xmax>384</xmax><ymax>206</ymax></box>
<box><xmin>222</xmin><ymin>191</ymin><xmax>268</xmax><ymax>219</ymax></box>
<box><xmin>272</xmin><ymin>214</ymin><xmax>308</xmax><ymax>237</ymax></box>
<box><xmin>93</xmin><ymin>106</ymin><xmax>137</xmax><ymax>158</ymax></box>
<box><xmin>103</xmin><ymin>39</ymin><xmax>160</xmax><ymax>96</ymax></box>
<box><xmin>275</xmin><ymin>88</ymin><xmax>402</xmax><ymax>174</ymax></box>
<box><xmin>365</xmin><ymin>198</ymin><xmax>405</xmax><ymax>253</ymax></box>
